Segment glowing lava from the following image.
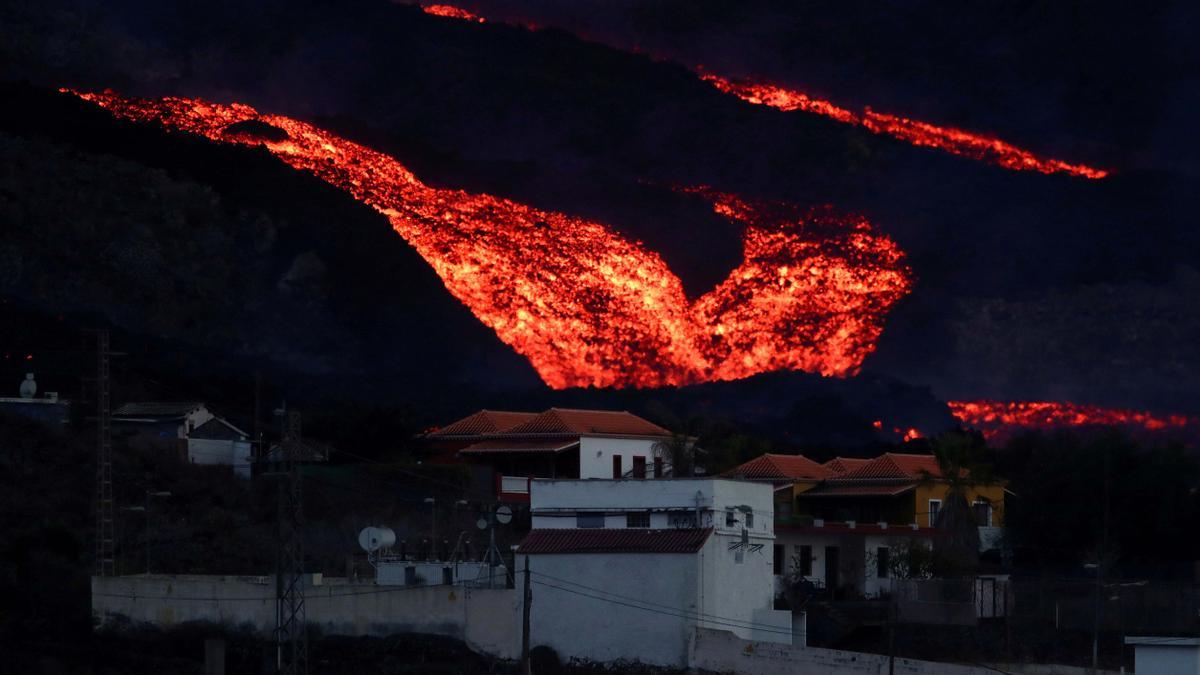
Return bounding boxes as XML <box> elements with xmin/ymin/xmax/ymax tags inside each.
<box><xmin>948</xmin><ymin>400</ymin><xmax>1192</xmax><ymax>440</ymax></box>
<box><xmin>72</xmin><ymin>90</ymin><xmax>911</xmax><ymax>389</ymax></box>
<box><xmin>421</xmin><ymin>4</ymin><xmax>485</xmax><ymax>22</ymax></box>
<box><xmin>413</xmin><ymin>3</ymin><xmax>1107</xmax><ymax>179</ymax></box>
<box><xmin>702</xmin><ymin>75</ymin><xmax>1108</xmax><ymax>180</ymax></box>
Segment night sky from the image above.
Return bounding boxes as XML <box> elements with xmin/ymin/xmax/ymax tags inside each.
<box><xmin>2</xmin><ymin>0</ymin><xmax>1198</xmax><ymax>424</ymax></box>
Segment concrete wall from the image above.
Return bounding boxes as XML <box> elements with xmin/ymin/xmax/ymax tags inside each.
<box><xmin>578</xmin><ymin>436</ymin><xmax>660</xmax><ymax>479</ymax></box>
<box><xmin>689</xmin><ymin>627</ymin><xmax>999</xmax><ymax>675</ymax></box>
<box><xmin>1128</xmin><ymin>638</ymin><xmax>1200</xmax><ymax>675</ymax></box>
<box><xmin>92</xmin><ymin>575</ymin><xmax>521</xmax><ymax>659</ymax></box>
<box><xmin>518</xmin><ymin>552</ymin><xmax>699</xmax><ymax>668</ymax></box>
<box><xmin>187</xmin><ymin>438</ymin><xmax>251</xmax><ymax>478</ymax></box>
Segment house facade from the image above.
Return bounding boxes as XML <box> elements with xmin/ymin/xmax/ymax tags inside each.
<box><xmin>424</xmin><ymin>408</ymin><xmax>678</xmax><ymax>502</ymax></box>
<box><xmin>186</xmin><ymin>417</ymin><xmax>252</xmax><ymax>478</ymax></box>
<box><xmin>111</xmin><ymin>402</ymin><xmax>214</xmax><ymax>453</ymax></box>
<box><xmin>516</xmin><ymin>478</ymin><xmax>794</xmax><ymax>668</ymax></box>
<box><xmin>728</xmin><ymin>452</ymin><xmax>1006</xmax><ymax>599</ymax></box>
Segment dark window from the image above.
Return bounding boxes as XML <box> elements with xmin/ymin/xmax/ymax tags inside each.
<box><xmin>928</xmin><ymin>500</ymin><xmax>942</xmax><ymax>527</ymax></box>
<box><xmin>876</xmin><ymin>547</ymin><xmax>890</xmax><ymax>579</ymax></box>
<box><xmin>612</xmin><ymin>455</ymin><xmax>622</xmax><ymax>479</ymax></box>
<box><xmin>653</xmin><ymin>457</ymin><xmax>664</xmax><ymax>478</ymax></box>
<box><xmin>725</xmin><ymin>508</ymin><xmax>736</xmax><ymax>527</ymax></box>
<box><xmin>577</xmin><ymin>513</ymin><xmax>604</xmax><ymax>528</ymax></box>
<box><xmin>404</xmin><ymin>566</ymin><xmax>417</xmax><ymax>585</ymax></box>
<box><xmin>773</xmin><ymin>545</ymin><xmax>785</xmax><ymax>575</ymax></box>
<box><xmin>626</xmin><ymin>511</ymin><xmax>650</xmax><ymax>528</ymax></box>
<box><xmin>632</xmin><ymin>456</ymin><xmax>647</xmax><ymax>479</ymax></box>
<box><xmin>973</xmin><ymin>501</ymin><xmax>992</xmax><ymax>526</ymax></box>
<box><xmin>798</xmin><ymin>545</ymin><xmax>813</xmax><ymax>576</ymax></box>
<box><xmin>745</xmin><ymin>510</ymin><xmax>754</xmax><ymax>529</ymax></box>
<box><xmin>668</xmin><ymin>511</ymin><xmax>697</xmax><ymax>528</ymax></box>
<box><xmin>442</xmin><ymin>566</ymin><xmax>453</xmax><ymax>585</ymax></box>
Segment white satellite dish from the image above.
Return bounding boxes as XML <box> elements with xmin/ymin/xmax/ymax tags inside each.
<box><xmin>495</xmin><ymin>505</ymin><xmax>513</xmax><ymax>524</ymax></box>
<box><xmin>357</xmin><ymin>526</ymin><xmax>396</xmax><ymax>553</ymax></box>
<box><xmin>476</xmin><ymin>517</ymin><xmax>489</xmax><ymax>530</ymax></box>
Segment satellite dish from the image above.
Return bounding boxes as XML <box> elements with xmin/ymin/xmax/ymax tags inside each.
<box><xmin>357</xmin><ymin>526</ymin><xmax>396</xmax><ymax>553</ymax></box>
<box><xmin>476</xmin><ymin>517</ymin><xmax>488</xmax><ymax>530</ymax></box>
<box><xmin>495</xmin><ymin>505</ymin><xmax>513</xmax><ymax>524</ymax></box>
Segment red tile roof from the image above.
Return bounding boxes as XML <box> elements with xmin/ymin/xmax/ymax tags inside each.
<box><xmin>823</xmin><ymin>457</ymin><xmax>872</xmax><ymax>474</ymax></box>
<box><xmin>725</xmin><ymin>453</ymin><xmax>834</xmax><ymax>481</ymax></box>
<box><xmin>502</xmin><ymin>408</ymin><xmax>671</xmax><ymax>437</ymax></box>
<box><xmin>518</xmin><ymin>528</ymin><xmax>712</xmax><ymax>554</ymax></box>
<box><xmin>840</xmin><ymin>453</ymin><xmax>942</xmax><ymax>480</ymax></box>
<box><xmin>459</xmin><ymin>439</ymin><xmax>580</xmax><ymax>455</ymax></box>
<box><xmin>428</xmin><ymin>410</ymin><xmax>538</xmax><ymax>436</ymax></box>
<box><xmin>799</xmin><ymin>483</ymin><xmax>917</xmax><ymax>498</ymax></box>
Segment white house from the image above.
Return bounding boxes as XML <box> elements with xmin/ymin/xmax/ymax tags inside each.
<box><xmin>187</xmin><ymin>416</ymin><xmax>252</xmax><ymax>478</ymax></box>
<box><xmin>516</xmin><ymin>478</ymin><xmax>795</xmax><ymax>668</ymax></box>
<box><xmin>424</xmin><ymin>408</ymin><xmax>682</xmax><ymax>502</ymax></box>
<box><xmin>111</xmin><ymin>402</ymin><xmax>214</xmax><ymax>453</ymax></box>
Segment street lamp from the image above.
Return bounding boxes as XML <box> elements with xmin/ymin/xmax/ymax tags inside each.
<box><xmin>424</xmin><ymin>498</ymin><xmax>437</xmax><ymax>560</ymax></box>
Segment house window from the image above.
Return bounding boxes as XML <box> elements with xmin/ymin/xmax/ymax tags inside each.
<box><xmin>973</xmin><ymin>501</ymin><xmax>992</xmax><ymax>527</ymax></box>
<box><xmin>777</xmin><ymin>500</ymin><xmax>793</xmax><ymax>518</ymax></box>
<box><xmin>668</xmin><ymin>511</ymin><xmax>697</xmax><ymax>528</ymax></box>
<box><xmin>612</xmin><ymin>455</ymin><xmax>622</xmax><ymax>479</ymax></box>
<box><xmin>577</xmin><ymin>513</ymin><xmax>604</xmax><ymax>528</ymax></box>
<box><xmin>653</xmin><ymin>457</ymin><xmax>664</xmax><ymax>478</ymax></box>
<box><xmin>773</xmin><ymin>545</ymin><xmax>785</xmax><ymax>575</ymax></box>
<box><xmin>928</xmin><ymin>499</ymin><xmax>942</xmax><ymax>527</ymax></box>
<box><xmin>745</xmin><ymin>510</ymin><xmax>754</xmax><ymax>529</ymax></box>
<box><xmin>626</xmin><ymin>511</ymin><xmax>650</xmax><ymax>528</ymax></box>
<box><xmin>632</xmin><ymin>456</ymin><xmax>646</xmax><ymax>479</ymax></box>
<box><xmin>798</xmin><ymin>545</ymin><xmax>813</xmax><ymax>576</ymax></box>
<box><xmin>876</xmin><ymin>547</ymin><xmax>890</xmax><ymax>579</ymax></box>
<box><xmin>725</xmin><ymin>508</ymin><xmax>736</xmax><ymax>527</ymax></box>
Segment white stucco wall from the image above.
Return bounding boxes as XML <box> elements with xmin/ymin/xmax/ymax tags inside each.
<box><xmin>187</xmin><ymin>438</ymin><xmax>252</xmax><ymax>478</ymax></box>
<box><xmin>577</xmin><ymin>436</ymin><xmax>660</xmax><ymax>479</ymax></box>
<box><xmin>1127</xmin><ymin>638</ymin><xmax>1200</xmax><ymax>675</ymax></box>
<box><xmin>518</xmin><ymin>551</ymin><xmax>699</xmax><ymax>667</ymax></box>
<box><xmin>92</xmin><ymin>574</ymin><xmax>521</xmax><ymax>658</ymax></box>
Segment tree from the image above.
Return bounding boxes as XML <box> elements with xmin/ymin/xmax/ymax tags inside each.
<box><xmin>921</xmin><ymin>431</ymin><xmax>995</xmax><ymax>577</ymax></box>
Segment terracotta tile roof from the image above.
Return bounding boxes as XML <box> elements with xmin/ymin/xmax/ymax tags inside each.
<box><xmin>799</xmin><ymin>483</ymin><xmax>917</xmax><ymax>498</ymax></box>
<box><xmin>459</xmin><ymin>440</ymin><xmax>580</xmax><ymax>455</ymax></box>
<box><xmin>823</xmin><ymin>457</ymin><xmax>872</xmax><ymax>474</ymax></box>
<box><xmin>502</xmin><ymin>408</ymin><xmax>671</xmax><ymax>437</ymax></box>
<box><xmin>428</xmin><ymin>410</ymin><xmax>539</xmax><ymax>436</ymax></box>
<box><xmin>841</xmin><ymin>453</ymin><xmax>942</xmax><ymax>480</ymax></box>
<box><xmin>725</xmin><ymin>453</ymin><xmax>834</xmax><ymax>481</ymax></box>
<box><xmin>518</xmin><ymin>528</ymin><xmax>712</xmax><ymax>554</ymax></box>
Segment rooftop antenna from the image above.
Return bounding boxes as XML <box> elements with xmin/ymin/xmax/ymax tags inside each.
<box><xmin>357</xmin><ymin>526</ymin><xmax>396</xmax><ymax>568</ymax></box>
<box><xmin>475</xmin><ymin>504</ymin><xmax>512</xmax><ymax>588</ymax></box>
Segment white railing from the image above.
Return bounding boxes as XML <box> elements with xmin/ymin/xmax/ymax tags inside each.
<box><xmin>500</xmin><ymin>475</ymin><xmax>530</xmax><ymax>494</ymax></box>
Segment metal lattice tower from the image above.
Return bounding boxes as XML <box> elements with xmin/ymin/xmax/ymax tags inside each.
<box><xmin>274</xmin><ymin>409</ymin><xmax>307</xmax><ymax>675</ymax></box>
<box><xmin>95</xmin><ymin>330</ymin><xmax>115</xmax><ymax>577</ymax></box>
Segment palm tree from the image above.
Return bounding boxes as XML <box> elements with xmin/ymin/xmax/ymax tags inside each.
<box><xmin>921</xmin><ymin>431</ymin><xmax>995</xmax><ymax>577</ymax></box>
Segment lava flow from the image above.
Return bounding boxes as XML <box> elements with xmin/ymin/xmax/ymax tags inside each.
<box><xmin>948</xmin><ymin>400</ymin><xmax>1192</xmax><ymax>440</ymax></box>
<box><xmin>413</xmin><ymin>2</ymin><xmax>1107</xmax><ymax>179</ymax></box>
<box><xmin>72</xmin><ymin>90</ymin><xmax>911</xmax><ymax>390</ymax></box>
<box><xmin>702</xmin><ymin>75</ymin><xmax>1107</xmax><ymax>180</ymax></box>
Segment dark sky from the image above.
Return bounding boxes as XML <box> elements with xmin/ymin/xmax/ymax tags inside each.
<box><xmin>2</xmin><ymin>0</ymin><xmax>1197</xmax><ymax>414</ymax></box>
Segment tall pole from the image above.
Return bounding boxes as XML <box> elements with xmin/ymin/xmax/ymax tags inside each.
<box><xmin>521</xmin><ymin>556</ymin><xmax>532</xmax><ymax>675</ymax></box>
<box><xmin>95</xmin><ymin>329</ymin><xmax>115</xmax><ymax>577</ymax></box>
<box><xmin>272</xmin><ymin>409</ymin><xmax>307</xmax><ymax>675</ymax></box>
<box><xmin>1093</xmin><ymin>449</ymin><xmax>1110</xmax><ymax>671</ymax></box>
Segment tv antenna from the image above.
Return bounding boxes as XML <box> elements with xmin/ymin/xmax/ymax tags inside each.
<box><xmin>476</xmin><ymin>504</ymin><xmax>512</xmax><ymax>588</ymax></box>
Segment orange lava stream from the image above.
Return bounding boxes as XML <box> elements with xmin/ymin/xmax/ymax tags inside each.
<box><xmin>948</xmin><ymin>400</ymin><xmax>1192</xmax><ymax>439</ymax></box>
<box><xmin>71</xmin><ymin>90</ymin><xmax>911</xmax><ymax>389</ymax></box>
<box><xmin>410</xmin><ymin>3</ymin><xmax>1107</xmax><ymax>179</ymax></box>
<box><xmin>703</xmin><ymin>76</ymin><xmax>1108</xmax><ymax>180</ymax></box>
<box><xmin>422</xmin><ymin>4</ymin><xmax>485</xmax><ymax>22</ymax></box>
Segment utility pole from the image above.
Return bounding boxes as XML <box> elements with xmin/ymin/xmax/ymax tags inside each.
<box><xmin>95</xmin><ymin>329</ymin><xmax>115</xmax><ymax>577</ymax></box>
<box><xmin>1093</xmin><ymin>448</ymin><xmax>1111</xmax><ymax>672</ymax></box>
<box><xmin>521</xmin><ymin>556</ymin><xmax>532</xmax><ymax>675</ymax></box>
<box><xmin>270</xmin><ymin>407</ymin><xmax>307</xmax><ymax>675</ymax></box>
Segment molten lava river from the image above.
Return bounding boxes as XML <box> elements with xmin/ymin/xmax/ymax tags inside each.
<box><xmin>72</xmin><ymin>90</ymin><xmax>912</xmax><ymax>389</ymax></box>
<box><xmin>948</xmin><ymin>400</ymin><xmax>1192</xmax><ymax>440</ymax></box>
<box><xmin>417</xmin><ymin>3</ymin><xmax>1107</xmax><ymax>180</ymax></box>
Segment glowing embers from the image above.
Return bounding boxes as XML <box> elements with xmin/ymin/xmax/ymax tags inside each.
<box><xmin>948</xmin><ymin>400</ymin><xmax>1192</xmax><ymax>440</ymax></box>
<box><xmin>72</xmin><ymin>90</ymin><xmax>911</xmax><ymax>389</ymax></box>
<box><xmin>702</xmin><ymin>75</ymin><xmax>1108</xmax><ymax>180</ymax></box>
<box><xmin>421</xmin><ymin>4</ymin><xmax>485</xmax><ymax>22</ymax></box>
